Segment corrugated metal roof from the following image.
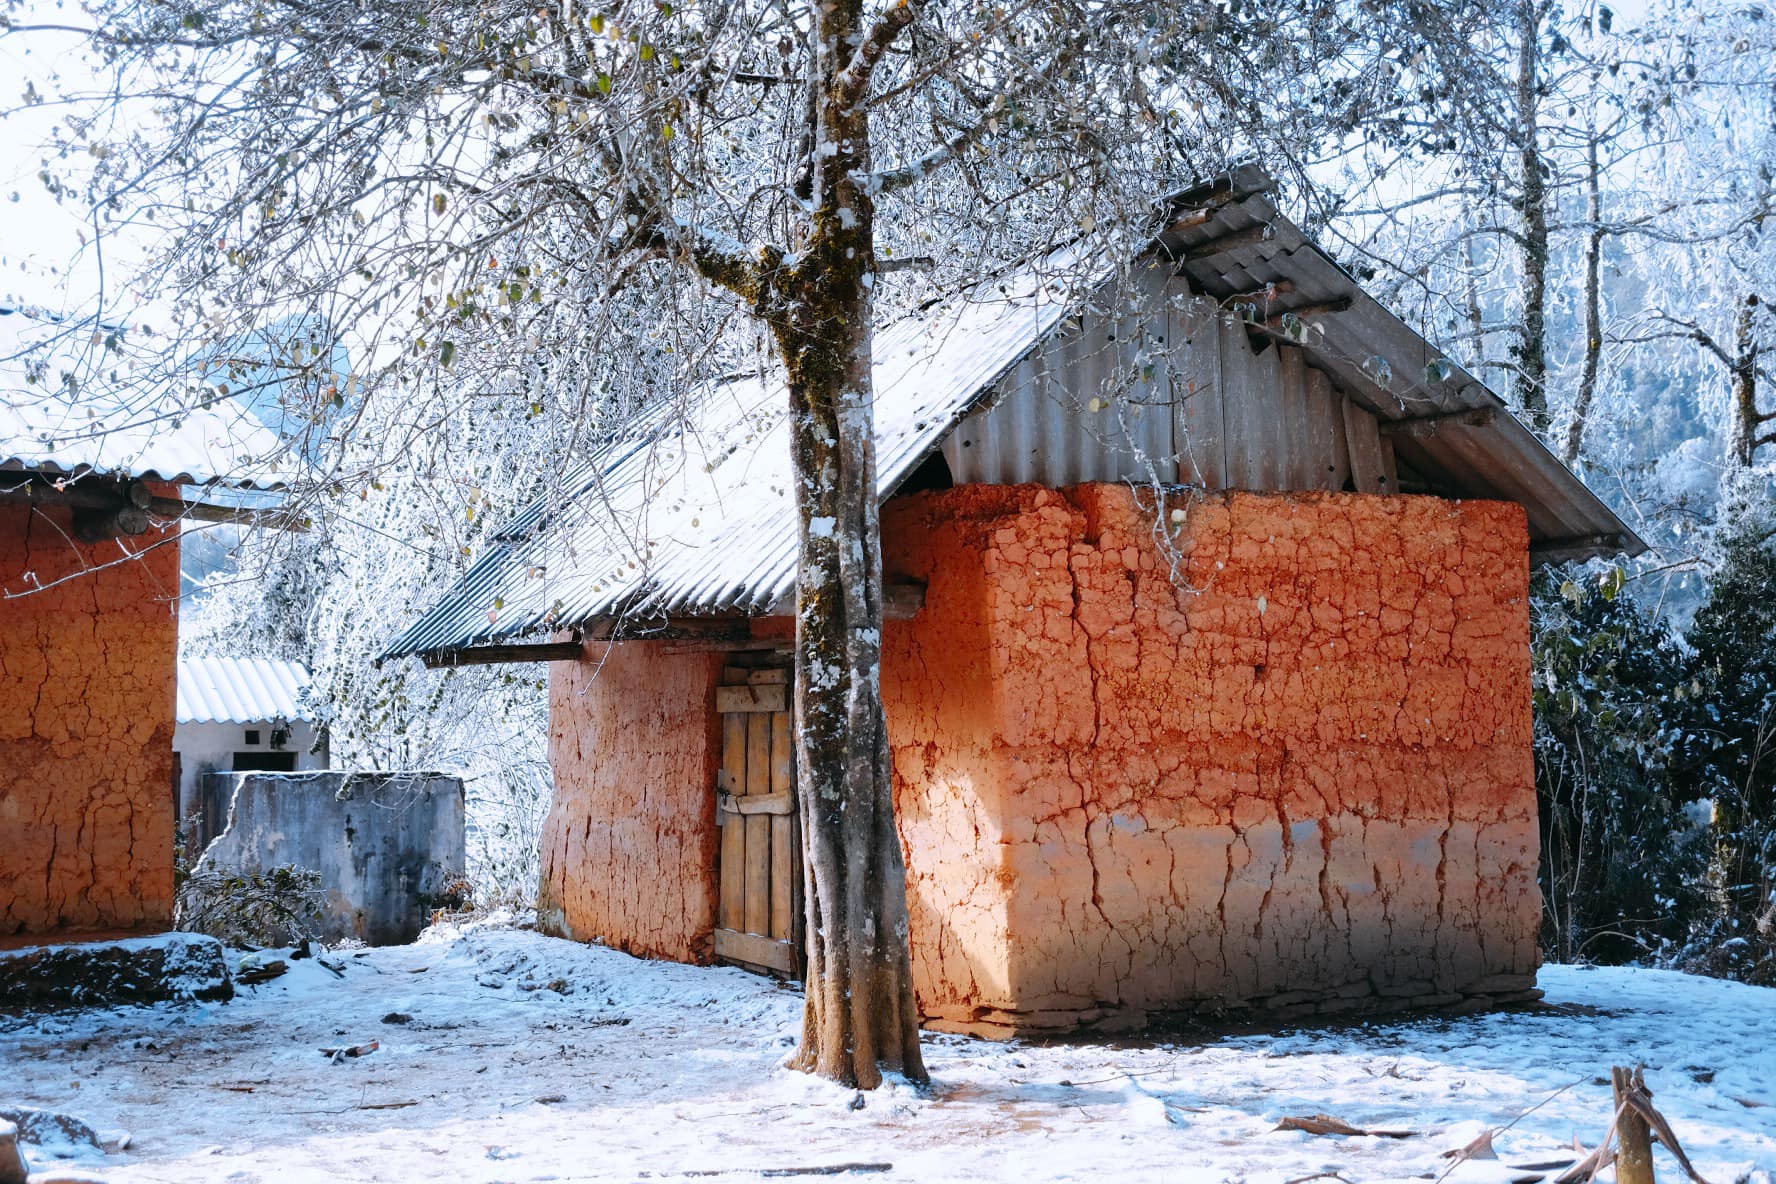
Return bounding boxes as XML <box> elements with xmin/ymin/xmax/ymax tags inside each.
<box><xmin>386</xmin><ymin>168</ymin><xmax>1643</xmax><ymax>659</ymax></box>
<box><xmin>383</xmin><ymin>255</ymin><xmax>1084</xmax><ymax>659</ymax></box>
<box><xmin>1152</xmin><ymin>164</ymin><xmax>1643</xmax><ymax>553</ymax></box>
<box><xmin>1</xmin><ymin>306</ymin><xmax>289</xmax><ymax>488</ymax></box>
<box><xmin>177</xmin><ymin>657</ymin><xmax>314</xmax><ymax>724</ymax></box>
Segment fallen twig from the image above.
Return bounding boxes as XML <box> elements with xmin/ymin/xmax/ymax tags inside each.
<box><xmin>236</xmin><ymin>959</ymin><xmax>289</xmax><ymax>986</ymax></box>
<box><xmin>645</xmin><ymin>1165</ymin><xmax>893</xmax><ymax>1179</ymax></box>
<box><xmin>1436</xmin><ymin>1078</ymin><xmax>1586</xmax><ymax>1184</ymax></box>
<box><xmin>1276</xmin><ymin>1113</ymin><xmax>1414</xmax><ymax>1138</ymax></box>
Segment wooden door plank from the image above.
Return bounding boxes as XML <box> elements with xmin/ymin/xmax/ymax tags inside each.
<box><xmin>769</xmin><ymin>710</ymin><xmax>795</xmax><ymax>941</ymax></box>
<box><xmin>743</xmin><ymin>713</ymin><xmax>772</xmax><ymax>936</ymax></box>
<box><xmin>713</xmin><ymin>927</ymin><xmax>797</xmax><ymax>974</ymax></box>
<box><xmin>746</xmin><ymin>668</ymin><xmax>789</xmax><ymax>685</ymax></box>
<box><xmin>718</xmin><ymin>713</ymin><xmax>746</xmax><ymax>932</ymax></box>
<box><xmin>718</xmin><ymin>713</ymin><xmax>745</xmax><ymax>794</ymax></box>
<box><xmin>716</xmin><ymin>684</ymin><xmax>788</xmax><ymax>713</ymax></box>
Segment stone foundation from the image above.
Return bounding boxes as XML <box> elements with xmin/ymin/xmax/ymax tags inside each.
<box><xmin>880</xmin><ymin>484</ymin><xmax>1539</xmax><ymax>1036</ymax></box>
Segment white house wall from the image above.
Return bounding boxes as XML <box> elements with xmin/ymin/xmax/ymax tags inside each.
<box><xmin>174</xmin><ymin>719</ymin><xmax>326</xmax><ymax>825</ymax></box>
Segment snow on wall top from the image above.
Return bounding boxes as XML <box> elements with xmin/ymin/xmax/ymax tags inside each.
<box><xmin>385</xmin><ymin>166</ymin><xmax>1640</xmax><ymax>659</ymax></box>
<box><xmin>177</xmin><ymin>657</ymin><xmax>314</xmax><ymax>724</ymax></box>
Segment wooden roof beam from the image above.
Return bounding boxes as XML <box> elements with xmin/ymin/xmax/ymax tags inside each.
<box><xmin>1176</xmin><ymin>223</ymin><xmax>1275</xmax><ymax>264</ymax></box>
<box><xmin>1159</xmin><ymin>168</ymin><xmax>1276</xmax><ymax>234</ymax></box>
<box><xmin>1531</xmin><ymin>533</ymin><xmax>1625</xmax><ymax>565</ymax></box>
<box><xmin>1378</xmin><ymin>406</ymin><xmax>1496</xmax><ymax>439</ymax></box>
<box><xmin>1</xmin><ymin>473</ymin><xmax>307</xmax><ymax>533</ymax></box>
<box><xmin>418</xmin><ymin>641</ymin><xmax>585</xmax><ymax>668</ymax></box>
<box><xmin>1264</xmin><ymin>297</ymin><xmax>1352</xmax><ymax>325</ymax></box>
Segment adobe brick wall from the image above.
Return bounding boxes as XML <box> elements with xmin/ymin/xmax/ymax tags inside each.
<box><xmin>0</xmin><ymin>501</ymin><xmax>181</xmax><ymax>935</ymax></box>
<box><xmin>538</xmin><ymin>640</ymin><xmax>724</xmax><ymax>962</ymax></box>
<box><xmin>879</xmin><ymin>484</ymin><xmax>1540</xmax><ymax>1035</ymax></box>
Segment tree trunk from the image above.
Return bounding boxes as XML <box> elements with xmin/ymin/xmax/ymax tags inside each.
<box><xmin>1513</xmin><ymin>0</ymin><xmax>1552</xmax><ymax>436</ymax></box>
<box><xmin>1730</xmin><ymin>293</ymin><xmax>1762</xmax><ymax>468</ymax></box>
<box><xmin>773</xmin><ymin>0</ymin><xmax>927</xmax><ymax>1090</ymax></box>
<box><xmin>1463</xmin><ymin>214</ymin><xmax>1486</xmax><ymax>367</ymax></box>
<box><xmin>1563</xmin><ymin>124</ymin><xmax>1604</xmax><ymax>466</ymax></box>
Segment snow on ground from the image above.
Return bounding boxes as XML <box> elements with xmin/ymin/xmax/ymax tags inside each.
<box><xmin>1</xmin><ymin>916</ymin><xmax>1772</xmax><ymax>1184</ymax></box>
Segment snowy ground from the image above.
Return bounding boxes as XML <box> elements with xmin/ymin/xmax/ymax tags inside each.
<box><xmin>2</xmin><ymin>917</ymin><xmax>1772</xmax><ymax>1184</ymax></box>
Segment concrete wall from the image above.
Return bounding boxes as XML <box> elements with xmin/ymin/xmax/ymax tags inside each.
<box><xmin>880</xmin><ymin>484</ymin><xmax>1539</xmax><ymax>1034</ymax></box>
<box><xmin>538</xmin><ymin>642</ymin><xmax>725</xmax><ymax>962</ymax></box>
<box><xmin>0</xmin><ymin>500</ymin><xmax>182</xmax><ymax>936</ymax></box>
<box><xmin>197</xmin><ymin>771</ymin><xmax>465</xmax><ymax>945</ymax></box>
<box><xmin>175</xmin><ymin>719</ymin><xmax>326</xmax><ymax>843</ymax></box>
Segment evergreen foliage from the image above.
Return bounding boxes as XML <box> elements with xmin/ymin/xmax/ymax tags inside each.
<box><xmin>1534</xmin><ymin>488</ymin><xmax>1776</xmax><ymax>984</ymax></box>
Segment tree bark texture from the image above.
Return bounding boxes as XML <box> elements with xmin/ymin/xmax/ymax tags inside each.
<box><xmin>768</xmin><ymin>0</ymin><xmax>926</xmax><ymax>1090</ymax></box>
<box><xmin>1513</xmin><ymin>0</ymin><xmax>1552</xmax><ymax>437</ymax></box>
<box><xmin>1730</xmin><ymin>293</ymin><xmax>1766</xmax><ymax>468</ymax></box>
<box><xmin>1563</xmin><ymin>126</ymin><xmax>1604</xmax><ymax>466</ymax></box>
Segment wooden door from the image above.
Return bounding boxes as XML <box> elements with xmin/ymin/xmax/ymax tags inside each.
<box><xmin>713</xmin><ymin>662</ymin><xmax>802</xmax><ymax>976</ymax></box>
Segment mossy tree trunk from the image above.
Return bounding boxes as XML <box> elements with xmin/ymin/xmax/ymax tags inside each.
<box><xmin>689</xmin><ymin>0</ymin><xmax>929</xmax><ymax>1090</ymax></box>
<box><xmin>1512</xmin><ymin>0</ymin><xmax>1553</xmax><ymax>437</ymax></box>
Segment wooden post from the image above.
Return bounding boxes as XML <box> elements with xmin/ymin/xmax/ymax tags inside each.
<box><xmin>1613</xmin><ymin>1066</ymin><xmax>1656</xmax><ymax>1184</ymax></box>
<box><xmin>0</xmin><ymin>1118</ymin><xmax>27</xmax><ymax>1184</ymax></box>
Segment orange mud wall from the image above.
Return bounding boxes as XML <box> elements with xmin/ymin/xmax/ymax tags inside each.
<box><xmin>880</xmin><ymin>484</ymin><xmax>1540</xmax><ymax>1035</ymax></box>
<box><xmin>539</xmin><ymin>641</ymin><xmax>724</xmax><ymax>962</ymax></box>
<box><xmin>0</xmin><ymin>501</ymin><xmax>181</xmax><ymax>935</ymax></box>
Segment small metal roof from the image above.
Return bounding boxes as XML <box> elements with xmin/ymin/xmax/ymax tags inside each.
<box><xmin>1</xmin><ymin>306</ymin><xmax>288</xmax><ymax>488</ymax></box>
<box><xmin>177</xmin><ymin>657</ymin><xmax>314</xmax><ymax>725</ymax></box>
<box><xmin>1151</xmin><ymin>164</ymin><xmax>1643</xmax><ymax>560</ymax></box>
<box><xmin>386</xmin><ymin>167</ymin><xmax>1643</xmax><ymax>660</ymax></box>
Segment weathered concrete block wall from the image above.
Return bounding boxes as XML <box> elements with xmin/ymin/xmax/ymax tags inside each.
<box><xmin>880</xmin><ymin>484</ymin><xmax>1539</xmax><ymax>1034</ymax></box>
<box><xmin>0</xmin><ymin>501</ymin><xmax>181</xmax><ymax>936</ymax></box>
<box><xmin>198</xmin><ymin>771</ymin><xmax>465</xmax><ymax>945</ymax></box>
<box><xmin>539</xmin><ymin>642</ymin><xmax>724</xmax><ymax>963</ymax></box>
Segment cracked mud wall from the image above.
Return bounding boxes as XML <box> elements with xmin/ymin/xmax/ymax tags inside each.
<box><xmin>539</xmin><ymin>640</ymin><xmax>724</xmax><ymax>962</ymax></box>
<box><xmin>0</xmin><ymin>501</ymin><xmax>181</xmax><ymax>935</ymax></box>
<box><xmin>880</xmin><ymin>483</ymin><xmax>1538</xmax><ymax>1034</ymax></box>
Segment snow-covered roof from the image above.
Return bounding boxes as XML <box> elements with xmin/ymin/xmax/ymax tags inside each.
<box><xmin>177</xmin><ymin>657</ymin><xmax>314</xmax><ymax>724</ymax></box>
<box><xmin>0</xmin><ymin>306</ymin><xmax>289</xmax><ymax>488</ymax></box>
<box><xmin>385</xmin><ymin>167</ymin><xmax>1641</xmax><ymax>660</ymax></box>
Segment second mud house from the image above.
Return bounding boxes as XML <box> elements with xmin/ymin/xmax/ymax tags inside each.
<box><xmin>388</xmin><ymin>168</ymin><xmax>1642</xmax><ymax>1036</ymax></box>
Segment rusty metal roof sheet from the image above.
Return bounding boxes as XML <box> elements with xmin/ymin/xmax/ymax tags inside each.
<box><xmin>177</xmin><ymin>657</ymin><xmax>314</xmax><ymax>724</ymax></box>
<box><xmin>385</xmin><ymin>168</ymin><xmax>1643</xmax><ymax>659</ymax></box>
